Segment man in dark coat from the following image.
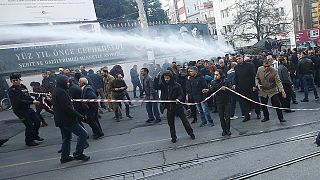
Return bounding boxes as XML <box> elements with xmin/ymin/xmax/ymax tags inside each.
<box><xmin>8</xmin><ymin>73</ymin><xmax>43</xmax><ymax>146</ymax></box>
<box><xmin>79</xmin><ymin>77</ymin><xmax>104</xmax><ymax>140</ymax></box>
<box><xmin>186</xmin><ymin>66</ymin><xmax>214</xmax><ymax>127</ymax></box>
<box><xmin>154</xmin><ymin>70</ymin><xmax>195</xmax><ymax>143</ymax></box>
<box><xmin>110</xmin><ymin>74</ymin><xmax>133</xmax><ymax>121</ymax></box>
<box><xmin>130</xmin><ymin>65</ymin><xmax>143</xmax><ymax>98</ymax></box>
<box><xmin>52</xmin><ymin>75</ymin><xmax>89</xmax><ymax>163</ymax></box>
<box><xmin>234</xmin><ymin>55</ymin><xmax>261</xmax><ymax>122</ymax></box>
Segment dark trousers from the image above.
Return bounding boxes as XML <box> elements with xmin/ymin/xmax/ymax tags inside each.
<box><xmin>217</xmin><ymin>103</ymin><xmax>230</xmax><ymax>133</ymax></box>
<box><xmin>167</xmin><ymin>107</ymin><xmax>193</xmax><ymax>140</ymax></box>
<box><xmin>302</xmin><ymin>74</ymin><xmax>319</xmax><ymax>100</ymax></box>
<box><xmin>132</xmin><ymin>82</ymin><xmax>143</xmax><ymax>97</ymax></box>
<box><xmin>229</xmin><ymin>94</ymin><xmax>237</xmax><ymax>117</ymax></box>
<box><xmin>260</xmin><ymin>94</ymin><xmax>283</xmax><ymax>120</ymax></box>
<box><xmin>86</xmin><ymin>108</ymin><xmax>103</xmax><ymax>136</ymax></box>
<box><xmin>59</xmin><ymin>123</ymin><xmax>88</xmax><ymax>159</ymax></box>
<box><xmin>21</xmin><ymin>109</ymin><xmax>41</xmax><ymax>144</ymax></box>
<box><xmin>239</xmin><ymin>97</ymin><xmax>250</xmax><ymax>118</ymax></box>
<box><xmin>280</xmin><ymin>83</ymin><xmax>292</xmax><ymax>108</ymax></box>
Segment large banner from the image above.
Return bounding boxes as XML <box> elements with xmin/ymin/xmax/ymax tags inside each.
<box><xmin>0</xmin><ymin>0</ymin><xmax>97</xmax><ymax>24</ymax></box>
<box><xmin>0</xmin><ymin>42</ymin><xmax>146</xmax><ymax>75</ymax></box>
<box><xmin>295</xmin><ymin>28</ymin><xmax>320</xmax><ymax>47</ymax></box>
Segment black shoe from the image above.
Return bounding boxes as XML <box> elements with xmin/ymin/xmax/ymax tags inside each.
<box><xmin>60</xmin><ymin>156</ymin><xmax>74</xmax><ymax>164</ymax></box>
<box><xmin>134</xmin><ymin>96</ymin><xmax>138</xmax><ymax>98</ymax></box>
<box><xmin>242</xmin><ymin>118</ymin><xmax>250</xmax><ymax>122</ymax></box>
<box><xmin>129</xmin><ymin>103</ymin><xmax>134</xmax><ymax>106</ymax></box>
<box><xmin>227</xmin><ymin>131</ymin><xmax>232</xmax><ymax>136</ymax></box>
<box><xmin>301</xmin><ymin>99</ymin><xmax>309</xmax><ymax>102</ymax></box>
<box><xmin>0</xmin><ymin>139</ymin><xmax>8</xmax><ymax>146</ymax></box>
<box><xmin>171</xmin><ymin>138</ymin><xmax>177</xmax><ymax>143</ymax></box>
<box><xmin>279</xmin><ymin>119</ymin><xmax>287</xmax><ymax>122</ymax></box>
<box><xmin>154</xmin><ymin>119</ymin><xmax>161</xmax><ymax>123</ymax></box>
<box><xmin>26</xmin><ymin>141</ymin><xmax>40</xmax><ymax>146</ymax></box>
<box><xmin>199</xmin><ymin>122</ymin><xmax>207</xmax><ymax>127</ymax></box>
<box><xmin>127</xmin><ymin>115</ymin><xmax>133</xmax><ymax>119</ymax></box>
<box><xmin>35</xmin><ymin>137</ymin><xmax>44</xmax><ymax>141</ymax></box>
<box><xmin>146</xmin><ymin>119</ymin><xmax>154</xmax><ymax>123</ymax></box>
<box><xmin>190</xmin><ymin>134</ymin><xmax>195</xmax><ymax>140</ymax></box>
<box><xmin>292</xmin><ymin>101</ymin><xmax>298</xmax><ymax>104</ymax></box>
<box><xmin>73</xmin><ymin>154</ymin><xmax>90</xmax><ymax>162</ymax></box>
<box><xmin>191</xmin><ymin>119</ymin><xmax>197</xmax><ymax>124</ymax></box>
<box><xmin>93</xmin><ymin>133</ymin><xmax>104</xmax><ymax>140</ymax></box>
<box><xmin>115</xmin><ymin>118</ymin><xmax>120</xmax><ymax>122</ymax></box>
<box><xmin>222</xmin><ymin>132</ymin><xmax>227</xmax><ymax>136</ymax></box>
<box><xmin>261</xmin><ymin>118</ymin><xmax>270</xmax><ymax>122</ymax></box>
<box><xmin>256</xmin><ymin>114</ymin><xmax>261</xmax><ymax>119</ymax></box>
<box><xmin>58</xmin><ymin>149</ymin><xmax>62</xmax><ymax>153</ymax></box>
<box><xmin>315</xmin><ymin>137</ymin><xmax>320</xmax><ymax>146</ymax></box>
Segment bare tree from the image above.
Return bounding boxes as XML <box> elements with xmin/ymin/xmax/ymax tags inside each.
<box><xmin>228</xmin><ymin>0</ymin><xmax>293</xmax><ymax>43</ymax></box>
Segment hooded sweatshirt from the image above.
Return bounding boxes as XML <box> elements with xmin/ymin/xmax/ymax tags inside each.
<box><xmin>52</xmin><ymin>75</ymin><xmax>83</xmax><ymax>127</ymax></box>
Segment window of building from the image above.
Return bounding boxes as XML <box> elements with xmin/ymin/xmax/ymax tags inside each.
<box><xmin>280</xmin><ymin>7</ymin><xmax>285</xmax><ymax>16</ymax></box>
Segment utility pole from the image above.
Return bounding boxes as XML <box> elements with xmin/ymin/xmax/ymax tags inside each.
<box><xmin>135</xmin><ymin>0</ymin><xmax>155</xmax><ymax>64</ymax></box>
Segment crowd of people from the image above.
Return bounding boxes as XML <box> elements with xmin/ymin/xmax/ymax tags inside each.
<box><xmin>4</xmin><ymin>46</ymin><xmax>320</xmax><ymax>162</ymax></box>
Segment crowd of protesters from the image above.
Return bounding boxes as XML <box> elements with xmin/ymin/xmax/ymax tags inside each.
<box><xmin>4</xmin><ymin>45</ymin><xmax>320</xmax><ymax>161</ymax></box>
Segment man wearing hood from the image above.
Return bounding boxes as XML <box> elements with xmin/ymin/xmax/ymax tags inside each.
<box><xmin>52</xmin><ymin>75</ymin><xmax>90</xmax><ymax>163</ymax></box>
<box><xmin>154</xmin><ymin>71</ymin><xmax>195</xmax><ymax>143</ymax></box>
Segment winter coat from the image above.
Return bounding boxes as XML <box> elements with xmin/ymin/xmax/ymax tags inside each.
<box><xmin>297</xmin><ymin>57</ymin><xmax>314</xmax><ymax>75</ymax></box>
<box><xmin>186</xmin><ymin>74</ymin><xmax>208</xmax><ymax>103</ymax></box>
<box><xmin>52</xmin><ymin>75</ymin><xmax>83</xmax><ymax>127</ymax></box>
<box><xmin>255</xmin><ymin>66</ymin><xmax>284</xmax><ymax>98</ymax></box>
<box><xmin>142</xmin><ymin>75</ymin><xmax>156</xmax><ymax>96</ymax></box>
<box><xmin>130</xmin><ymin>68</ymin><xmax>141</xmax><ymax>84</ymax></box>
<box><xmin>110</xmin><ymin>79</ymin><xmax>127</xmax><ymax>99</ymax></box>
<box><xmin>154</xmin><ymin>72</ymin><xmax>184</xmax><ymax>111</ymax></box>
<box><xmin>81</xmin><ymin>84</ymin><xmax>99</xmax><ymax>111</ymax></box>
<box><xmin>209</xmin><ymin>78</ymin><xmax>231</xmax><ymax>104</ymax></box>
<box><xmin>278</xmin><ymin>64</ymin><xmax>292</xmax><ymax>85</ymax></box>
<box><xmin>234</xmin><ymin>62</ymin><xmax>256</xmax><ymax>95</ymax></box>
<box><xmin>8</xmin><ymin>84</ymin><xmax>34</xmax><ymax>119</ymax></box>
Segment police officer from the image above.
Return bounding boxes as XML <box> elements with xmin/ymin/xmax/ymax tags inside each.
<box><xmin>8</xmin><ymin>73</ymin><xmax>43</xmax><ymax>146</ymax></box>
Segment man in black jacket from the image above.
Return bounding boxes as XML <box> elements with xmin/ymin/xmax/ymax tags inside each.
<box><xmin>297</xmin><ymin>51</ymin><xmax>319</xmax><ymax>102</ymax></box>
<box><xmin>205</xmin><ymin>69</ymin><xmax>231</xmax><ymax>136</ymax></box>
<box><xmin>52</xmin><ymin>75</ymin><xmax>89</xmax><ymax>163</ymax></box>
<box><xmin>8</xmin><ymin>73</ymin><xmax>43</xmax><ymax>146</ymax></box>
<box><xmin>154</xmin><ymin>71</ymin><xmax>195</xmax><ymax>143</ymax></box>
<box><xmin>233</xmin><ymin>55</ymin><xmax>261</xmax><ymax>122</ymax></box>
<box><xmin>130</xmin><ymin>65</ymin><xmax>143</xmax><ymax>98</ymax></box>
<box><xmin>110</xmin><ymin>74</ymin><xmax>133</xmax><ymax>121</ymax></box>
<box><xmin>186</xmin><ymin>66</ymin><xmax>214</xmax><ymax>127</ymax></box>
<box><xmin>79</xmin><ymin>77</ymin><xmax>104</xmax><ymax>139</ymax></box>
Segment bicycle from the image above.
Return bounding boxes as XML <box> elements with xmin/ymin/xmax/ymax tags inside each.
<box><xmin>0</xmin><ymin>90</ymin><xmax>12</xmax><ymax>111</ymax></box>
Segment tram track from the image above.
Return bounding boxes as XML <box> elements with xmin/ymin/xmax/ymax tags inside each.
<box><xmin>90</xmin><ymin>131</ymin><xmax>316</xmax><ymax>180</ymax></box>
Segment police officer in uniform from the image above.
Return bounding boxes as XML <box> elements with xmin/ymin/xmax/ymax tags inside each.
<box><xmin>8</xmin><ymin>73</ymin><xmax>44</xmax><ymax>146</ymax></box>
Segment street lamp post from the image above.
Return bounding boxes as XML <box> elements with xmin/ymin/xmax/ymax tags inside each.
<box><xmin>135</xmin><ymin>0</ymin><xmax>155</xmax><ymax>64</ymax></box>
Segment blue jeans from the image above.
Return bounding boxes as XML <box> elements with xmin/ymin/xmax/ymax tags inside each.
<box><xmin>60</xmin><ymin>123</ymin><xmax>88</xmax><ymax>159</ymax></box>
<box><xmin>196</xmin><ymin>102</ymin><xmax>213</xmax><ymax>124</ymax></box>
<box><xmin>145</xmin><ymin>94</ymin><xmax>160</xmax><ymax>120</ymax></box>
<box><xmin>132</xmin><ymin>82</ymin><xmax>143</xmax><ymax>97</ymax></box>
<box><xmin>302</xmin><ymin>74</ymin><xmax>319</xmax><ymax>100</ymax></box>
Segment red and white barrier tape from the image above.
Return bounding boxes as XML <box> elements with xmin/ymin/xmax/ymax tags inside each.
<box><xmin>31</xmin><ymin>87</ymin><xmax>320</xmax><ymax>111</ymax></box>
<box><xmin>30</xmin><ymin>92</ymin><xmax>50</xmax><ymax>96</ymax></box>
<box><xmin>225</xmin><ymin>87</ymin><xmax>320</xmax><ymax>111</ymax></box>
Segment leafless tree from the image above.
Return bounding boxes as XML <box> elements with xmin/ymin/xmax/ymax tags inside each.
<box><xmin>227</xmin><ymin>0</ymin><xmax>293</xmax><ymax>43</ymax></box>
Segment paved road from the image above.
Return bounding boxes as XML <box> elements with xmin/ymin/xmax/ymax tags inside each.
<box><xmin>1</xmin><ymin>91</ymin><xmax>320</xmax><ymax>180</ymax></box>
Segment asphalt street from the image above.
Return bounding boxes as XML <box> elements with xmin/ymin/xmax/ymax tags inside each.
<box><xmin>1</xmin><ymin>91</ymin><xmax>320</xmax><ymax>180</ymax></box>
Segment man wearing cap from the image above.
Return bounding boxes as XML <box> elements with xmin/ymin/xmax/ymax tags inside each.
<box><xmin>8</xmin><ymin>73</ymin><xmax>43</xmax><ymax>146</ymax></box>
<box><xmin>256</xmin><ymin>57</ymin><xmax>286</xmax><ymax>122</ymax></box>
